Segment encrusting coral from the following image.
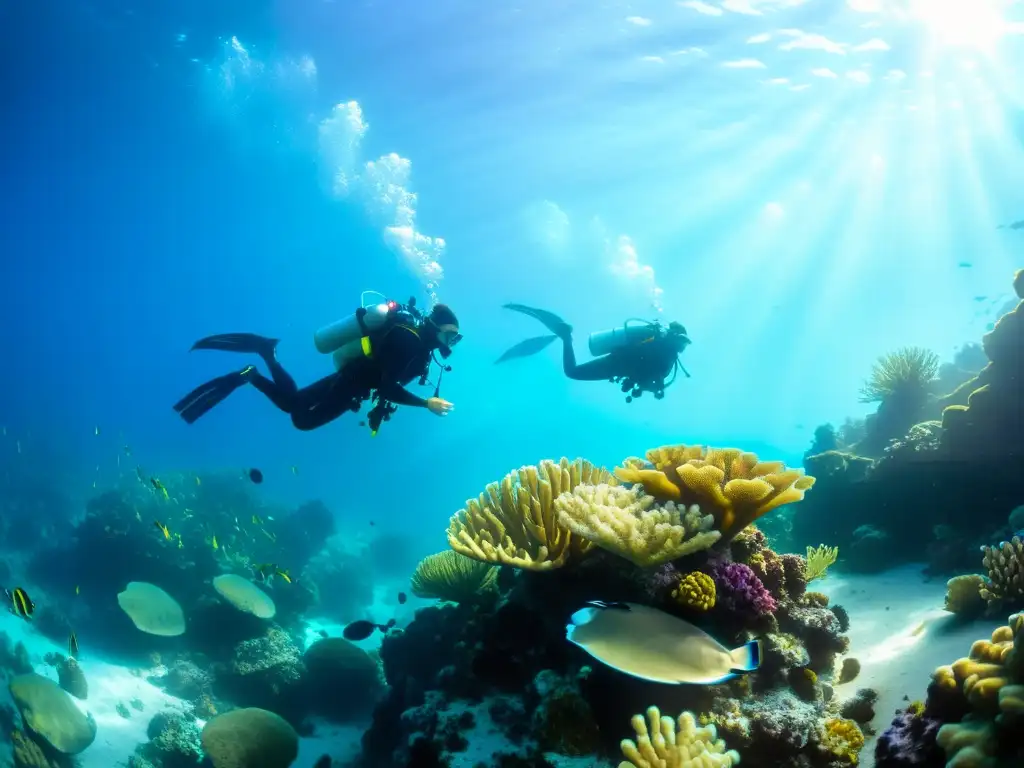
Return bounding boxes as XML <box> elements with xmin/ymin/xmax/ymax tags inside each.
<box><xmin>979</xmin><ymin>536</ymin><xmax>1024</xmax><ymax>612</ymax></box>
<box><xmin>671</xmin><ymin>571</ymin><xmax>716</xmax><ymax>611</ymax></box>
<box><xmin>447</xmin><ymin>458</ymin><xmax>612</xmax><ymax>570</ymax></box>
<box><xmin>410</xmin><ymin>550</ymin><xmax>499</xmax><ymax>602</ymax></box>
<box><xmin>618</xmin><ymin>707</ymin><xmax>740</xmax><ymax>768</ymax></box>
<box><xmin>819</xmin><ymin>717</ymin><xmax>865</xmax><ymax>765</ymax></box>
<box><xmin>554</xmin><ymin>484</ymin><xmax>721</xmax><ymax>567</ymax></box>
<box><xmin>614</xmin><ymin>445</ymin><xmax>815</xmax><ymax>542</ymax></box>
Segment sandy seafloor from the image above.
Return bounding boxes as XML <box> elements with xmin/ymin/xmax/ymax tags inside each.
<box><xmin>0</xmin><ymin>565</ymin><xmax>1006</xmax><ymax>767</ymax></box>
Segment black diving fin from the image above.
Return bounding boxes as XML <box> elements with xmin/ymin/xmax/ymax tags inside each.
<box><xmin>502</xmin><ymin>304</ymin><xmax>573</xmax><ymax>337</ymax></box>
<box><xmin>495</xmin><ymin>334</ymin><xmax>559</xmax><ymax>364</ymax></box>
<box><xmin>190</xmin><ymin>333</ymin><xmax>279</xmax><ymax>357</ymax></box>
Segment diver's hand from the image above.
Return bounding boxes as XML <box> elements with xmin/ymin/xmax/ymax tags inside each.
<box><xmin>426</xmin><ymin>397</ymin><xmax>454</xmax><ymax>417</ymax></box>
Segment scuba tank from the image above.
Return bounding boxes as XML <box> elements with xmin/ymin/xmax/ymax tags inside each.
<box><xmin>313</xmin><ymin>291</ymin><xmax>397</xmax><ymax>370</ymax></box>
<box><xmin>588</xmin><ymin>319</ymin><xmax>660</xmax><ymax>357</ymax></box>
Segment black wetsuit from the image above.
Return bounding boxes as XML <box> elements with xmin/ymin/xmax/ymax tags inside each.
<box><xmin>558</xmin><ymin>333</ymin><xmax>678</xmax><ymax>393</ymax></box>
<box><xmin>250</xmin><ymin>324</ymin><xmax>433</xmax><ymax>431</ymax></box>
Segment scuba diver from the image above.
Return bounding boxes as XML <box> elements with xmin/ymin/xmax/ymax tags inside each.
<box><xmin>496</xmin><ymin>304</ymin><xmax>690</xmax><ymax>402</ymax></box>
<box><xmin>173</xmin><ymin>296</ymin><xmax>460</xmax><ymax>434</ymax></box>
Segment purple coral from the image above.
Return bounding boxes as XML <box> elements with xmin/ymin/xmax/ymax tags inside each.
<box><xmin>874</xmin><ymin>708</ymin><xmax>945</xmax><ymax>767</ymax></box>
<box><xmin>711</xmin><ymin>562</ymin><xmax>777</xmax><ymax>617</ymax></box>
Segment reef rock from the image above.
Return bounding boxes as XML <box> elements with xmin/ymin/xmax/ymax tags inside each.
<box><xmin>9</xmin><ymin>673</ymin><xmax>97</xmax><ymax>754</ymax></box>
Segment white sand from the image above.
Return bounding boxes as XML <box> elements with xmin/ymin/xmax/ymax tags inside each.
<box><xmin>817</xmin><ymin>564</ymin><xmax>1004</xmax><ymax>768</ymax></box>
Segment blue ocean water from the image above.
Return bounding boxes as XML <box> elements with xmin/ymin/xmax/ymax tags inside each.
<box><xmin>3</xmin><ymin>1</ymin><xmax>1024</xmax><ymax>767</ymax></box>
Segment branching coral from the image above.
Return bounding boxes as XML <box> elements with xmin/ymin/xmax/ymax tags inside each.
<box><xmin>671</xmin><ymin>571</ymin><xmax>716</xmax><ymax>611</ymax></box>
<box><xmin>614</xmin><ymin>444</ymin><xmax>815</xmax><ymax>542</ymax></box>
<box><xmin>447</xmin><ymin>458</ymin><xmax>612</xmax><ymax>570</ymax></box>
<box><xmin>979</xmin><ymin>536</ymin><xmax>1024</xmax><ymax>611</ymax></box>
<box><xmin>554</xmin><ymin>484</ymin><xmax>721</xmax><ymax>567</ymax></box>
<box><xmin>409</xmin><ymin>550</ymin><xmax>498</xmax><ymax>603</ymax></box>
<box><xmin>619</xmin><ymin>706</ymin><xmax>740</xmax><ymax>768</ymax></box>
<box><xmin>858</xmin><ymin>346</ymin><xmax>940</xmax><ymax>403</ymax></box>
<box><xmin>805</xmin><ymin>545</ymin><xmax>839</xmax><ymax>582</ymax></box>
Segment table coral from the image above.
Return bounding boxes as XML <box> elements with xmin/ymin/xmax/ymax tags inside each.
<box><xmin>619</xmin><ymin>707</ymin><xmax>740</xmax><ymax>768</ymax></box>
<box><xmin>447</xmin><ymin>457</ymin><xmax>612</xmax><ymax>570</ymax></box>
<box><xmin>555</xmin><ymin>484</ymin><xmax>721</xmax><ymax>566</ymax></box>
<box><xmin>614</xmin><ymin>444</ymin><xmax>815</xmax><ymax>542</ymax></box>
<box><xmin>410</xmin><ymin>550</ymin><xmax>498</xmax><ymax>603</ymax></box>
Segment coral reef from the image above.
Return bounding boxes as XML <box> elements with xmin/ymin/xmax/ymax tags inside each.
<box><xmin>943</xmin><ymin>574</ymin><xmax>986</xmax><ymax>618</ymax></box>
<box><xmin>354</xmin><ymin>442</ymin><xmax>855</xmax><ymax>768</ymax></box>
<box><xmin>200</xmin><ymin>708</ymin><xmax>298</xmax><ymax>768</ymax></box>
<box><xmin>979</xmin><ymin>536</ymin><xmax>1024</xmax><ymax>613</ymax></box>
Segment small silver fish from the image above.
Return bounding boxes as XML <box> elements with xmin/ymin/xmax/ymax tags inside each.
<box><xmin>566</xmin><ymin>601</ymin><xmax>761</xmax><ymax>685</ymax></box>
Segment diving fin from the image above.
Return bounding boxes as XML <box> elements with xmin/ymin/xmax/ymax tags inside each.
<box><xmin>495</xmin><ymin>334</ymin><xmax>558</xmax><ymax>364</ymax></box>
<box><xmin>173</xmin><ymin>368</ymin><xmax>253</xmax><ymax>424</ymax></box>
<box><xmin>503</xmin><ymin>304</ymin><xmax>573</xmax><ymax>338</ymax></box>
<box><xmin>191</xmin><ymin>333</ymin><xmax>279</xmax><ymax>357</ymax></box>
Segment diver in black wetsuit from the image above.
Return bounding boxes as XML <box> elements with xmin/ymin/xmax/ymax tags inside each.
<box><xmin>496</xmin><ymin>304</ymin><xmax>690</xmax><ymax>402</ymax></box>
<box><xmin>173</xmin><ymin>302</ymin><xmax>461</xmax><ymax>432</ymax></box>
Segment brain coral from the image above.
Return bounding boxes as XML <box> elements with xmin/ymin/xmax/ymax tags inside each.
<box><xmin>213</xmin><ymin>574</ymin><xmax>276</xmax><ymax>619</ymax></box>
<box><xmin>117</xmin><ymin>581</ymin><xmax>186</xmax><ymax>636</ymax></box>
<box><xmin>9</xmin><ymin>673</ymin><xmax>97</xmax><ymax>754</ymax></box>
<box><xmin>200</xmin><ymin>708</ymin><xmax>298</xmax><ymax>768</ymax></box>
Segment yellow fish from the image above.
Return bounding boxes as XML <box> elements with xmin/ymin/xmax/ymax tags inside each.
<box><xmin>195</xmin><ymin>476</ymin><xmax>201</xmax><ymax>486</ymax></box>
<box><xmin>6</xmin><ymin>587</ymin><xmax>34</xmax><ymax>620</ymax></box>
<box><xmin>150</xmin><ymin>478</ymin><xmax>170</xmax><ymax>501</ymax></box>
<box><xmin>251</xmin><ymin>514</ymin><xmax>263</xmax><ymax>526</ymax></box>
<box><xmin>154</xmin><ymin>521</ymin><xmax>171</xmax><ymax>540</ymax></box>
<box><xmin>276</xmin><ymin>569</ymin><xmax>292</xmax><ymax>584</ymax></box>
<box><xmin>75</xmin><ymin>585</ymin><xmax>80</xmax><ymax>596</ymax></box>
<box><xmin>211</xmin><ymin>535</ymin><xmax>219</xmax><ymax>550</ymax></box>
<box><xmin>175</xmin><ymin>534</ymin><xmax>184</xmax><ymax>550</ymax></box>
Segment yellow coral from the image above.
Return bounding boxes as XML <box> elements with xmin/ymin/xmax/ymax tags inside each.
<box><xmin>409</xmin><ymin>550</ymin><xmax>498</xmax><ymax>603</ymax></box>
<box><xmin>619</xmin><ymin>707</ymin><xmax>740</xmax><ymax>768</ymax></box>
<box><xmin>447</xmin><ymin>458</ymin><xmax>611</xmax><ymax>570</ymax></box>
<box><xmin>820</xmin><ymin>717</ymin><xmax>865</xmax><ymax>765</ymax></box>
<box><xmin>554</xmin><ymin>484</ymin><xmax>721</xmax><ymax>567</ymax></box>
<box><xmin>671</xmin><ymin>571</ymin><xmax>716</xmax><ymax>611</ymax></box>
<box><xmin>931</xmin><ymin>613</ymin><xmax>1024</xmax><ymax>711</ymax></box>
<box><xmin>614</xmin><ymin>444</ymin><xmax>814</xmax><ymax>542</ymax></box>
<box><xmin>944</xmin><ymin>574</ymin><xmax>986</xmax><ymax>616</ymax></box>
<box><xmin>805</xmin><ymin>544</ymin><xmax>839</xmax><ymax>582</ymax></box>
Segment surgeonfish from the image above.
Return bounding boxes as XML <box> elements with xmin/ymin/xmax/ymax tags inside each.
<box><xmin>565</xmin><ymin>601</ymin><xmax>762</xmax><ymax>685</ymax></box>
<box><xmin>6</xmin><ymin>587</ymin><xmax>34</xmax><ymax>620</ymax></box>
<box><xmin>154</xmin><ymin>520</ymin><xmax>171</xmax><ymax>540</ymax></box>
<box><xmin>342</xmin><ymin>618</ymin><xmax>396</xmax><ymax>642</ymax></box>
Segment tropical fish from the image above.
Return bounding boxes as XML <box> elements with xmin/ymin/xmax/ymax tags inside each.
<box><xmin>251</xmin><ymin>514</ymin><xmax>263</xmax><ymax>526</ymax></box>
<box><xmin>247</xmin><ymin>468</ymin><xmax>263</xmax><ymax>484</ymax></box>
<box><xmin>260</xmin><ymin>528</ymin><xmax>277</xmax><ymax>543</ymax></box>
<box><xmin>290</xmin><ymin>466</ymin><xmax>298</xmax><ymax>475</ymax></box>
<box><xmin>75</xmin><ymin>585</ymin><xmax>80</xmax><ymax>596</ymax></box>
<box><xmin>135</xmin><ymin>510</ymin><xmax>142</xmax><ymax>522</ymax></box>
<box><xmin>175</xmin><ymin>533</ymin><xmax>184</xmax><ymax>549</ymax></box>
<box><xmin>565</xmin><ymin>601</ymin><xmax>761</xmax><ymax>685</ymax></box>
<box><xmin>6</xmin><ymin>587</ymin><xmax>34</xmax><ymax>619</ymax></box>
<box><xmin>275</xmin><ymin>569</ymin><xmax>292</xmax><ymax>584</ymax></box>
<box><xmin>397</xmin><ymin>592</ymin><xmax>407</xmax><ymax>605</ymax></box>
<box><xmin>211</xmin><ymin>535</ymin><xmax>219</xmax><ymax>550</ymax></box>
<box><xmin>195</xmin><ymin>476</ymin><xmax>201</xmax><ymax>486</ymax></box>
<box><xmin>154</xmin><ymin>520</ymin><xmax>171</xmax><ymax>540</ymax></box>
<box><xmin>342</xmin><ymin>618</ymin><xmax>396</xmax><ymax>642</ymax></box>
<box><xmin>150</xmin><ymin>477</ymin><xmax>170</xmax><ymax>501</ymax></box>
<box><xmin>69</xmin><ymin>631</ymin><xmax>79</xmax><ymax>659</ymax></box>
<box><xmin>94</xmin><ymin>426</ymin><xmax>100</xmax><ymax>436</ymax></box>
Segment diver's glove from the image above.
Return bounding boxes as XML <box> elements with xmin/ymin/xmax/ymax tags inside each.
<box><xmin>427</xmin><ymin>397</ymin><xmax>454</xmax><ymax>417</ymax></box>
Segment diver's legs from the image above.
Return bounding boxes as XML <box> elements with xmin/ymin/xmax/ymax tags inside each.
<box><xmin>287</xmin><ymin>374</ymin><xmax>363</xmax><ymax>431</ymax></box>
<box><xmin>262</xmin><ymin>350</ymin><xmax>298</xmax><ymax>396</ymax></box>
<box><xmin>559</xmin><ymin>334</ymin><xmax>621</xmax><ymax>381</ymax></box>
<box><xmin>247</xmin><ymin>369</ymin><xmax>301</xmax><ymax>413</ymax></box>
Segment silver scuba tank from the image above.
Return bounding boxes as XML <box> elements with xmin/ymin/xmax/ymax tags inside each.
<box><xmin>314</xmin><ymin>302</ymin><xmax>392</xmax><ymax>371</ymax></box>
<box><xmin>588</xmin><ymin>320</ymin><xmax>659</xmax><ymax>357</ymax></box>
